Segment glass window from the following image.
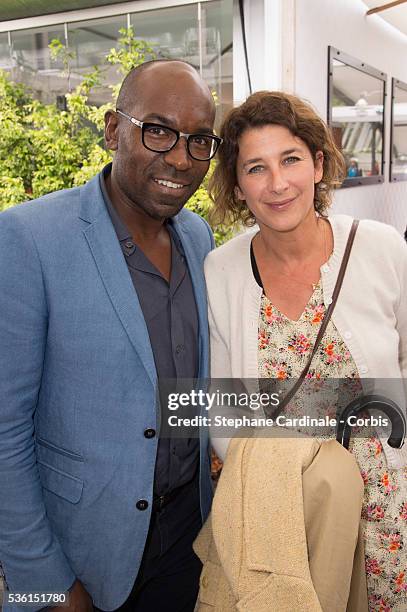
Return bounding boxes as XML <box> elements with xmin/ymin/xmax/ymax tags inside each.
<box><xmin>10</xmin><ymin>25</ymin><xmax>67</xmax><ymax>104</ymax></box>
<box><xmin>200</xmin><ymin>0</ymin><xmax>233</xmax><ymax>129</ymax></box>
<box><xmin>0</xmin><ymin>33</ymin><xmax>12</xmax><ymax>71</ymax></box>
<box><xmin>131</xmin><ymin>5</ymin><xmax>198</xmax><ymax>64</ymax></box>
<box><xmin>331</xmin><ymin>60</ymin><xmax>385</xmax><ymax>180</ymax></box>
<box><xmin>68</xmin><ymin>14</ymin><xmax>127</xmax><ymax>106</ymax></box>
<box><xmin>328</xmin><ymin>47</ymin><xmax>386</xmax><ymax>187</ymax></box>
<box><xmin>3</xmin><ymin>1</ymin><xmax>233</xmax><ymax>119</ymax></box>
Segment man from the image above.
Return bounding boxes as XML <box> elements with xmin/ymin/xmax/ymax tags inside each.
<box><xmin>0</xmin><ymin>60</ymin><xmax>220</xmax><ymax>611</ymax></box>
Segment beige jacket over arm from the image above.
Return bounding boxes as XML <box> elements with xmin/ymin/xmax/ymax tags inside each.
<box><xmin>194</xmin><ymin>436</ymin><xmax>368</xmax><ymax>612</ymax></box>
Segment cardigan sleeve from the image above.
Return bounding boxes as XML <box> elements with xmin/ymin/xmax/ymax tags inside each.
<box><xmin>208</xmin><ymin>296</ymin><xmax>232</xmax><ymax>379</ymax></box>
<box><xmin>204</xmin><ymin>253</ymin><xmax>235</xmax><ymax>461</ymax></box>
<box><xmin>207</xmin><ymin>297</ymin><xmax>234</xmax><ymax>462</ymax></box>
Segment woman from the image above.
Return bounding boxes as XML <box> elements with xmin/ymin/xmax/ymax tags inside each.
<box><xmin>197</xmin><ymin>92</ymin><xmax>407</xmax><ymax>611</ymax></box>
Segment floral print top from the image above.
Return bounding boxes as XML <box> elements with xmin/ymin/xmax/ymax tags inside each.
<box><xmin>258</xmin><ymin>282</ymin><xmax>407</xmax><ymax>611</ymax></box>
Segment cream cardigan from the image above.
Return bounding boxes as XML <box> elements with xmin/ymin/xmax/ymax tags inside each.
<box><xmin>204</xmin><ymin>215</ymin><xmax>407</xmax><ymax>468</ymax></box>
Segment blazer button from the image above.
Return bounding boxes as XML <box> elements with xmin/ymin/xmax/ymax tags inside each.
<box><xmin>144</xmin><ymin>428</ymin><xmax>156</xmax><ymax>439</ymax></box>
<box><xmin>136</xmin><ymin>499</ymin><xmax>149</xmax><ymax>511</ymax></box>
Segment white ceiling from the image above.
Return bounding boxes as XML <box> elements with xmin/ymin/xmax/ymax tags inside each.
<box><xmin>363</xmin><ymin>0</ymin><xmax>407</xmax><ymax>37</ymax></box>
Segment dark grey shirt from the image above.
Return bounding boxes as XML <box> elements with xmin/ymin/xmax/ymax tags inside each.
<box><xmin>100</xmin><ymin>165</ymin><xmax>200</xmax><ymax>496</ymax></box>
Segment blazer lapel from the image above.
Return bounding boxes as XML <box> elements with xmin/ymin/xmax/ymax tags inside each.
<box><xmin>79</xmin><ymin>174</ymin><xmax>156</xmax><ymax>389</ymax></box>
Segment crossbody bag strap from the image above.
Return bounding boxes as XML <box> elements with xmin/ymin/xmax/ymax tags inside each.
<box><xmin>272</xmin><ymin>219</ymin><xmax>359</xmax><ymax>416</ymax></box>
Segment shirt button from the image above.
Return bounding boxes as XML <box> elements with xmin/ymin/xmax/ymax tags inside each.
<box><xmin>326</xmin><ymin>297</ymin><xmax>333</xmax><ymax>305</ymax></box>
<box><xmin>343</xmin><ymin>331</ymin><xmax>352</xmax><ymax>340</ymax></box>
<box><xmin>359</xmin><ymin>365</ymin><xmax>369</xmax><ymax>375</ymax></box>
<box><xmin>144</xmin><ymin>428</ymin><xmax>156</xmax><ymax>439</ymax></box>
<box><xmin>175</xmin><ymin>344</ymin><xmax>184</xmax><ymax>355</ymax></box>
<box><xmin>136</xmin><ymin>499</ymin><xmax>149</xmax><ymax>511</ymax></box>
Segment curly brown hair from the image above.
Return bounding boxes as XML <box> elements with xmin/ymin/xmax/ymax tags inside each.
<box><xmin>209</xmin><ymin>91</ymin><xmax>346</xmax><ymax>227</ymax></box>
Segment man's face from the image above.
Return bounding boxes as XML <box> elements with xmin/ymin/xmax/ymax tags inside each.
<box><xmin>106</xmin><ymin>63</ymin><xmax>215</xmax><ymax>221</ymax></box>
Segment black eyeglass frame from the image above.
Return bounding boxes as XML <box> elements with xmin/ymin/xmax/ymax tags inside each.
<box><xmin>116</xmin><ymin>109</ymin><xmax>222</xmax><ymax>161</ymax></box>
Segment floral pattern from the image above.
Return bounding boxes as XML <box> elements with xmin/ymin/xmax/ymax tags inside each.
<box><xmin>258</xmin><ymin>283</ymin><xmax>407</xmax><ymax>611</ymax></box>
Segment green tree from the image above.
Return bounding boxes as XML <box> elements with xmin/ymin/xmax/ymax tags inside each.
<box><xmin>0</xmin><ymin>72</ymin><xmax>34</xmax><ymax>201</ymax></box>
<box><xmin>48</xmin><ymin>38</ymin><xmax>76</xmax><ymax>92</ymax></box>
<box><xmin>185</xmin><ymin>161</ymin><xmax>235</xmax><ymax>245</ymax></box>
<box><xmin>0</xmin><ymin>27</ymin><xmax>233</xmax><ymax>244</ymax></box>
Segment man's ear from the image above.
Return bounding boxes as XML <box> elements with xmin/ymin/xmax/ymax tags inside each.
<box><xmin>104</xmin><ymin>110</ymin><xmax>119</xmax><ymax>151</ymax></box>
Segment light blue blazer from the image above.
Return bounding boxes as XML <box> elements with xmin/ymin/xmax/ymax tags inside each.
<box><xmin>0</xmin><ymin>172</ymin><xmax>214</xmax><ymax>611</ymax></box>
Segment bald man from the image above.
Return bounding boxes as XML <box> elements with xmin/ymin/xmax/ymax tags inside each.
<box><xmin>0</xmin><ymin>60</ymin><xmax>220</xmax><ymax>612</ymax></box>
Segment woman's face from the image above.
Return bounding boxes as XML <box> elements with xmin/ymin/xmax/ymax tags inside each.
<box><xmin>235</xmin><ymin>124</ymin><xmax>323</xmax><ymax>233</ymax></box>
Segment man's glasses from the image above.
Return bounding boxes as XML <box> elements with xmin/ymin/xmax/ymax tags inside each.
<box><xmin>116</xmin><ymin>109</ymin><xmax>222</xmax><ymax>161</ymax></box>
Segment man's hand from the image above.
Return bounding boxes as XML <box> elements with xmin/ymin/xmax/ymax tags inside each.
<box><xmin>51</xmin><ymin>580</ymin><xmax>93</xmax><ymax>612</ymax></box>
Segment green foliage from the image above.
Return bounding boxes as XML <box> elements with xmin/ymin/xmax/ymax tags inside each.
<box><xmin>0</xmin><ymin>27</ymin><xmax>233</xmax><ymax>244</ymax></box>
<box><xmin>106</xmin><ymin>26</ymin><xmax>156</xmax><ymax>101</ymax></box>
<box><xmin>0</xmin><ymin>72</ymin><xmax>35</xmax><ymax>200</ymax></box>
<box><xmin>72</xmin><ymin>144</ymin><xmax>112</xmax><ymax>187</ymax></box>
<box><xmin>0</xmin><ymin>175</ymin><xmax>26</xmax><ymax>210</ymax></box>
<box><xmin>186</xmin><ymin>161</ymin><xmax>235</xmax><ymax>245</ymax></box>
<box><xmin>49</xmin><ymin>38</ymin><xmax>75</xmax><ymax>92</ymax></box>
